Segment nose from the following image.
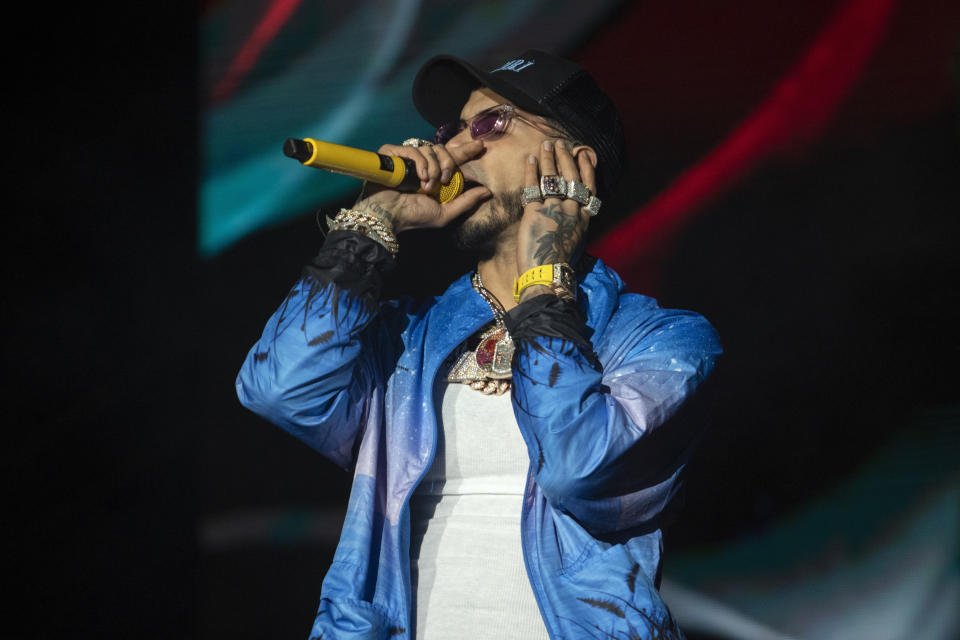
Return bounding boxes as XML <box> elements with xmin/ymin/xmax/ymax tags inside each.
<box><xmin>446</xmin><ymin>125</ymin><xmax>472</xmax><ymax>145</ymax></box>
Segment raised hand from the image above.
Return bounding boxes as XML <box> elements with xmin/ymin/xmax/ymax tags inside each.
<box><xmin>354</xmin><ymin>139</ymin><xmax>491</xmax><ymax>233</ymax></box>
<box><xmin>516</xmin><ymin>139</ymin><xmax>597</xmax><ymax>286</ymax></box>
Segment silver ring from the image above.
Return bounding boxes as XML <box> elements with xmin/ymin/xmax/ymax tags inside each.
<box><xmin>520</xmin><ymin>185</ymin><xmax>543</xmax><ymax>207</ymax></box>
<box><xmin>539</xmin><ymin>175</ymin><xmax>567</xmax><ymax>199</ymax></box>
<box><xmin>402</xmin><ymin>138</ymin><xmax>433</xmax><ymax>147</ymax></box>
<box><xmin>565</xmin><ymin>181</ymin><xmax>591</xmax><ymax>205</ymax></box>
<box><xmin>583</xmin><ymin>196</ymin><xmax>602</xmax><ymax>217</ymax></box>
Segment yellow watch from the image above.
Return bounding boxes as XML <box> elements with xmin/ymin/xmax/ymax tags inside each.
<box><xmin>513</xmin><ymin>263</ymin><xmax>576</xmax><ymax>303</ymax></box>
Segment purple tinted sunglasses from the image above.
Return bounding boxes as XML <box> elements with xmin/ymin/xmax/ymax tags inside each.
<box><xmin>434</xmin><ymin>104</ymin><xmax>549</xmax><ymax>145</ymax></box>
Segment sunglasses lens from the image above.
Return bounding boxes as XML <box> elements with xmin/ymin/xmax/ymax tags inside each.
<box><xmin>435</xmin><ymin>122</ymin><xmax>465</xmax><ymax>144</ymax></box>
<box><xmin>435</xmin><ymin>107</ymin><xmax>511</xmax><ymax>144</ymax></box>
<box><xmin>470</xmin><ymin>109</ymin><xmax>507</xmax><ymax>139</ymax></box>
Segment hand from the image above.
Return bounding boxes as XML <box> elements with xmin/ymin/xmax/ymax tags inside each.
<box><xmin>516</xmin><ymin>139</ymin><xmax>597</xmax><ymax>297</ymax></box>
<box><xmin>353</xmin><ymin>139</ymin><xmax>492</xmax><ymax>233</ymax></box>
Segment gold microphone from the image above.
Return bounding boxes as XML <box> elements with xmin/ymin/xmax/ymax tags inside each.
<box><xmin>283</xmin><ymin>138</ymin><xmax>464</xmax><ymax>203</ymax></box>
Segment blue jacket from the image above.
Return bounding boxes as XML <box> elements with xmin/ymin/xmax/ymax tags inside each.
<box><xmin>237</xmin><ymin>257</ymin><xmax>721</xmax><ymax>639</ymax></box>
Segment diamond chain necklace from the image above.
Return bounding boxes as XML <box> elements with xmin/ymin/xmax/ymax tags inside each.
<box><xmin>473</xmin><ymin>270</ymin><xmax>506</xmax><ymax>326</ymax></box>
<box><xmin>444</xmin><ymin>271</ymin><xmax>514</xmax><ymax>395</ymax></box>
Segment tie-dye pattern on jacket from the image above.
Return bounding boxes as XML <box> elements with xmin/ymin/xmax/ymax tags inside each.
<box><xmin>237</xmin><ymin>257</ymin><xmax>721</xmax><ymax>639</ymax></box>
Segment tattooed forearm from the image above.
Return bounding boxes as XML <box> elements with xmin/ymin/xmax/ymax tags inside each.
<box><xmin>532</xmin><ymin>202</ymin><xmax>581</xmax><ymax>264</ymax></box>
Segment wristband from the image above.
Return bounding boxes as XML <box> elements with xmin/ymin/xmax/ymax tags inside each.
<box><xmin>512</xmin><ymin>263</ymin><xmax>576</xmax><ymax>303</ymax></box>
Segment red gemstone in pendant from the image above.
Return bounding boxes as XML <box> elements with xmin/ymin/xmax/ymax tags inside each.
<box><xmin>476</xmin><ymin>334</ymin><xmax>498</xmax><ymax>368</ymax></box>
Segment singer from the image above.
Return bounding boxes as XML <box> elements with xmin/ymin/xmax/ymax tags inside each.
<box><xmin>237</xmin><ymin>50</ymin><xmax>721</xmax><ymax>640</ymax></box>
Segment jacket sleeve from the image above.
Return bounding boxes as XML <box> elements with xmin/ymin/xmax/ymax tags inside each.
<box><xmin>506</xmin><ymin>294</ymin><xmax>721</xmax><ymax>534</ymax></box>
<box><xmin>235</xmin><ymin>231</ymin><xmax>399</xmax><ymax>470</ymax></box>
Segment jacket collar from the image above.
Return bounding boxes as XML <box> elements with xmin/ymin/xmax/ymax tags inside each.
<box><xmin>422</xmin><ymin>271</ymin><xmax>493</xmax><ymax>376</ymax></box>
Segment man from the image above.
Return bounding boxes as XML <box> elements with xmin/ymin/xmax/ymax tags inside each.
<box><xmin>237</xmin><ymin>50</ymin><xmax>721</xmax><ymax>639</ymax></box>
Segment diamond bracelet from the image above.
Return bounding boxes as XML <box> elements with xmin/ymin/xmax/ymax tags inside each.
<box><xmin>328</xmin><ymin>208</ymin><xmax>399</xmax><ymax>257</ymax></box>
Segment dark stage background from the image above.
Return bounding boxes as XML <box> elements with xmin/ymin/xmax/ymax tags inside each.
<box><xmin>7</xmin><ymin>2</ymin><xmax>958</xmax><ymax>638</ymax></box>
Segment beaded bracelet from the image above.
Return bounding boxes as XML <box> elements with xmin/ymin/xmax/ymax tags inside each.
<box><xmin>328</xmin><ymin>208</ymin><xmax>399</xmax><ymax>258</ymax></box>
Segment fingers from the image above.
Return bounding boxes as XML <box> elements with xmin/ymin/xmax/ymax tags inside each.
<box><xmin>420</xmin><ymin>146</ymin><xmax>442</xmax><ymax>192</ymax></box>
<box><xmin>524</xmin><ymin>153</ymin><xmax>539</xmax><ymax>206</ymax></box>
<box><xmin>377</xmin><ymin>143</ymin><xmax>450</xmax><ymax>192</ymax></box>
<box><xmin>437</xmin><ymin>185</ymin><xmax>493</xmax><ymax>225</ymax></box>
<box><xmin>378</xmin><ymin>143</ymin><xmax>431</xmax><ymax>185</ymax></box>
<box><xmin>430</xmin><ymin>145</ymin><xmax>460</xmax><ymax>188</ymax></box>
<box><xmin>445</xmin><ymin>139</ymin><xmax>485</xmax><ymax>165</ymax></box>
<box><xmin>522</xmin><ymin>139</ymin><xmax>592</xmax><ymax>236</ymax></box>
<box><xmin>549</xmin><ymin>141</ymin><xmax>597</xmax><ymax>223</ymax></box>
<box><xmin>381</xmin><ymin>140</ymin><xmax>485</xmax><ymax>193</ymax></box>
<box><xmin>539</xmin><ymin>139</ymin><xmax>558</xmax><ymax>181</ymax></box>
<box><xmin>575</xmin><ymin>150</ymin><xmax>596</xmax><ymax>195</ymax></box>
<box><xmin>554</xmin><ymin>140</ymin><xmax>580</xmax><ymax>183</ymax></box>
<box><xmin>425</xmin><ymin>139</ymin><xmax>483</xmax><ymax>191</ymax></box>
<box><xmin>421</xmin><ymin>140</ymin><xmax>483</xmax><ymax>191</ymax></box>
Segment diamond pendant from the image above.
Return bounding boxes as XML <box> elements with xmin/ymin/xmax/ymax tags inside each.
<box><xmin>447</xmin><ymin>271</ymin><xmax>515</xmax><ymax>395</ymax></box>
<box><xmin>446</xmin><ymin>324</ymin><xmax>514</xmax><ymax>391</ymax></box>
<box><xmin>475</xmin><ymin>327</ymin><xmax>513</xmax><ymax>379</ymax></box>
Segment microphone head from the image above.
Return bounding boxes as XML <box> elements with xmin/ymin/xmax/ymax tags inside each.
<box><xmin>435</xmin><ymin>170</ymin><xmax>464</xmax><ymax>203</ymax></box>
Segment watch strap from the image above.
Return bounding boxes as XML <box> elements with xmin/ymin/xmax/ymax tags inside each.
<box><xmin>513</xmin><ymin>263</ymin><xmax>575</xmax><ymax>303</ymax></box>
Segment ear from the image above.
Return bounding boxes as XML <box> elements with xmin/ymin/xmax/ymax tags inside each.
<box><xmin>571</xmin><ymin>144</ymin><xmax>598</xmax><ymax>169</ymax></box>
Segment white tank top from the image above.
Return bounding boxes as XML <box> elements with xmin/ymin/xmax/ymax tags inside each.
<box><xmin>409</xmin><ymin>383</ymin><xmax>550</xmax><ymax>639</ymax></box>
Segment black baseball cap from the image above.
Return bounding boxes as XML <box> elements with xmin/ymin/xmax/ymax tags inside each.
<box><xmin>412</xmin><ymin>49</ymin><xmax>626</xmax><ymax>200</ymax></box>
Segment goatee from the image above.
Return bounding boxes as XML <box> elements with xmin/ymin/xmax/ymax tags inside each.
<box><xmin>451</xmin><ymin>188</ymin><xmax>523</xmax><ymax>259</ymax></box>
